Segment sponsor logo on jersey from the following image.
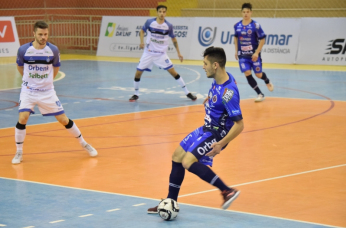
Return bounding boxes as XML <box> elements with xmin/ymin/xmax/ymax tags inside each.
<box><xmin>212</xmin><ymin>95</ymin><xmax>217</xmax><ymax>103</ymax></box>
<box><xmin>222</xmin><ymin>88</ymin><xmax>234</xmax><ymax>103</ymax></box>
<box><xmin>29</xmin><ymin>73</ymin><xmax>48</xmax><ymax>79</ymax></box>
<box><xmin>198</xmin><ymin>26</ymin><xmax>217</xmax><ymax>47</ymax></box>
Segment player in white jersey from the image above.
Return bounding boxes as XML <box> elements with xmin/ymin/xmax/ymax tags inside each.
<box><xmin>129</xmin><ymin>5</ymin><xmax>197</xmax><ymax>102</ymax></box>
<box><xmin>12</xmin><ymin>21</ymin><xmax>98</xmax><ymax>164</ymax></box>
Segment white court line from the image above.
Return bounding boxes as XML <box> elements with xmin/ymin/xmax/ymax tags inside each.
<box><xmin>78</xmin><ymin>214</ymin><xmax>93</xmax><ymax>217</ymax></box>
<box><xmin>23</xmin><ymin>226</ymin><xmax>35</xmax><ymax>228</ymax></box>
<box><xmin>132</xmin><ymin>203</ymin><xmax>145</xmax><ymax>207</ymax></box>
<box><xmin>106</xmin><ymin>209</ymin><xmax>120</xmax><ymax>212</ymax></box>
<box><xmin>179</xmin><ymin>163</ymin><xmax>346</xmax><ymax>198</ymax></box>
<box><xmin>0</xmin><ymin>224</ymin><xmax>6</xmax><ymax>227</ymax></box>
<box><xmin>49</xmin><ymin>220</ymin><xmax>64</xmax><ymax>224</ymax></box>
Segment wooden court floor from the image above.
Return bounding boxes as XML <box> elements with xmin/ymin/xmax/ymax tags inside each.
<box><xmin>1</xmin><ymin>97</ymin><xmax>345</xmax><ymax>227</ymax></box>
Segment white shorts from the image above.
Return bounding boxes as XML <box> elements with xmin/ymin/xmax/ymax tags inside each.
<box><xmin>18</xmin><ymin>89</ymin><xmax>65</xmax><ymax>116</ymax></box>
<box><xmin>137</xmin><ymin>51</ymin><xmax>173</xmax><ymax>71</ymax></box>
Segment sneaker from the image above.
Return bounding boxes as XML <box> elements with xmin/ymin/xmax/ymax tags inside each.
<box><xmin>12</xmin><ymin>151</ymin><xmax>23</xmax><ymax>164</ymax></box>
<box><xmin>221</xmin><ymin>188</ymin><xmax>240</xmax><ymax>210</ymax></box>
<box><xmin>186</xmin><ymin>93</ymin><xmax>197</xmax><ymax>101</ymax></box>
<box><xmin>129</xmin><ymin>95</ymin><xmax>139</xmax><ymax>102</ymax></box>
<box><xmin>254</xmin><ymin>94</ymin><xmax>265</xmax><ymax>102</ymax></box>
<box><xmin>83</xmin><ymin>144</ymin><xmax>98</xmax><ymax>157</ymax></box>
<box><xmin>147</xmin><ymin>205</ymin><xmax>158</xmax><ymax>214</ymax></box>
<box><xmin>266</xmin><ymin>82</ymin><xmax>274</xmax><ymax>92</ymax></box>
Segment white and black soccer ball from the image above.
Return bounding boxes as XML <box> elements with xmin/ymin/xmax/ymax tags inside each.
<box><xmin>157</xmin><ymin>198</ymin><xmax>180</xmax><ymax>221</ymax></box>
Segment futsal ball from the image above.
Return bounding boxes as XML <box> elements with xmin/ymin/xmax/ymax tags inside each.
<box><xmin>157</xmin><ymin>198</ymin><xmax>180</xmax><ymax>221</ymax></box>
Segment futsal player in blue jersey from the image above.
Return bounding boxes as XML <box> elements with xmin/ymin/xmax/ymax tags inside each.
<box><xmin>129</xmin><ymin>5</ymin><xmax>197</xmax><ymax>102</ymax></box>
<box><xmin>147</xmin><ymin>47</ymin><xmax>244</xmax><ymax>213</ymax></box>
<box><xmin>234</xmin><ymin>2</ymin><xmax>274</xmax><ymax>102</ymax></box>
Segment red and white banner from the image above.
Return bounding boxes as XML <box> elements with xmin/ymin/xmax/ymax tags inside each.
<box><xmin>0</xmin><ymin>17</ymin><xmax>20</xmax><ymax>57</ymax></box>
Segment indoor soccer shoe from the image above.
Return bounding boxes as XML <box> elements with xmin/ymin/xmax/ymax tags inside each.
<box><xmin>147</xmin><ymin>205</ymin><xmax>158</xmax><ymax>214</ymax></box>
<box><xmin>129</xmin><ymin>95</ymin><xmax>139</xmax><ymax>102</ymax></box>
<box><xmin>186</xmin><ymin>93</ymin><xmax>197</xmax><ymax>101</ymax></box>
<box><xmin>83</xmin><ymin>144</ymin><xmax>98</xmax><ymax>157</ymax></box>
<box><xmin>254</xmin><ymin>94</ymin><xmax>265</xmax><ymax>102</ymax></box>
<box><xmin>266</xmin><ymin>82</ymin><xmax>274</xmax><ymax>92</ymax></box>
<box><xmin>12</xmin><ymin>151</ymin><xmax>23</xmax><ymax>164</ymax></box>
<box><xmin>221</xmin><ymin>188</ymin><xmax>240</xmax><ymax>210</ymax></box>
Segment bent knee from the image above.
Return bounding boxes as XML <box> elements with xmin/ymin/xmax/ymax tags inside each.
<box><xmin>181</xmin><ymin>155</ymin><xmax>196</xmax><ymax>170</ymax></box>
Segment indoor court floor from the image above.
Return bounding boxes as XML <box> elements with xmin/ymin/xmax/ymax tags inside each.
<box><xmin>0</xmin><ymin>55</ymin><xmax>345</xmax><ymax>228</ymax></box>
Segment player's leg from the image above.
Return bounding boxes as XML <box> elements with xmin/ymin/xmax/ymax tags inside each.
<box><xmin>182</xmin><ymin>132</ymin><xmax>240</xmax><ymax>210</ymax></box>
<box><xmin>253</xmin><ymin>59</ymin><xmax>274</xmax><ymax>92</ymax></box>
<box><xmin>55</xmin><ymin>113</ymin><xmax>97</xmax><ymax>157</ymax></box>
<box><xmin>240</xmin><ymin>58</ymin><xmax>264</xmax><ymax>102</ymax></box>
<box><xmin>12</xmin><ymin>91</ymin><xmax>36</xmax><ymax>164</ymax></box>
<box><xmin>155</xmin><ymin>54</ymin><xmax>197</xmax><ymax>101</ymax></box>
<box><xmin>130</xmin><ymin>52</ymin><xmax>154</xmax><ymax>101</ymax></box>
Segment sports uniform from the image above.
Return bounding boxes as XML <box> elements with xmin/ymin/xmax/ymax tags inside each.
<box><xmin>180</xmin><ymin>72</ymin><xmax>242</xmax><ymax>166</ymax></box>
<box><xmin>16</xmin><ymin>42</ymin><xmax>64</xmax><ymax>116</ymax></box>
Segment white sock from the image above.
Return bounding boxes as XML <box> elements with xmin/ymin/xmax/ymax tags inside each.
<box><xmin>134</xmin><ymin>81</ymin><xmax>140</xmax><ymax>96</ymax></box>
<box><xmin>66</xmin><ymin>123</ymin><xmax>87</xmax><ymax>146</ymax></box>
<box><xmin>15</xmin><ymin>128</ymin><xmax>26</xmax><ymax>151</ymax></box>
<box><xmin>176</xmin><ymin>77</ymin><xmax>189</xmax><ymax>95</ymax></box>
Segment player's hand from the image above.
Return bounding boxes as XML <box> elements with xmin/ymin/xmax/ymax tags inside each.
<box><xmin>252</xmin><ymin>53</ymin><xmax>259</xmax><ymax>62</ymax></box>
<box><xmin>203</xmin><ymin>97</ymin><xmax>209</xmax><ymax>104</ymax></box>
<box><xmin>178</xmin><ymin>54</ymin><xmax>183</xmax><ymax>62</ymax></box>
<box><xmin>205</xmin><ymin>142</ymin><xmax>222</xmax><ymax>157</ymax></box>
<box><xmin>139</xmin><ymin>43</ymin><xmax>145</xmax><ymax>49</ymax></box>
<box><xmin>235</xmin><ymin>53</ymin><xmax>238</xmax><ymax>61</ymax></box>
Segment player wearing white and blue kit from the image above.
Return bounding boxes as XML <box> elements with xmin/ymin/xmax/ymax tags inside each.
<box><xmin>234</xmin><ymin>2</ymin><xmax>274</xmax><ymax>102</ymax></box>
<box><xmin>12</xmin><ymin>21</ymin><xmax>97</xmax><ymax>164</ymax></box>
<box><xmin>148</xmin><ymin>47</ymin><xmax>244</xmax><ymax>214</ymax></box>
<box><xmin>129</xmin><ymin>5</ymin><xmax>196</xmax><ymax>102</ymax></box>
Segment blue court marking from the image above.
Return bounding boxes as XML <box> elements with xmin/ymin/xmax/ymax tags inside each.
<box><xmin>0</xmin><ymin>178</ymin><xmax>340</xmax><ymax>228</ymax></box>
<box><xmin>0</xmin><ymin>60</ymin><xmax>345</xmax><ymax>129</ymax></box>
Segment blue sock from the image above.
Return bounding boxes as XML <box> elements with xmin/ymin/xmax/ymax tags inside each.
<box><xmin>188</xmin><ymin>162</ymin><xmax>230</xmax><ymax>192</ymax></box>
<box><xmin>167</xmin><ymin>161</ymin><xmax>185</xmax><ymax>201</ymax></box>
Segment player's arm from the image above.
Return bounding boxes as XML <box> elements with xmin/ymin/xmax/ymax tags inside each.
<box><xmin>234</xmin><ymin>36</ymin><xmax>239</xmax><ymax>60</ymax></box>
<box><xmin>17</xmin><ymin>65</ymin><xmax>24</xmax><ymax>76</ymax></box>
<box><xmin>139</xmin><ymin>29</ymin><xmax>145</xmax><ymax>49</ymax></box>
<box><xmin>206</xmin><ymin>119</ymin><xmax>244</xmax><ymax>157</ymax></box>
<box><xmin>53</xmin><ymin>67</ymin><xmax>60</xmax><ymax>79</ymax></box>
<box><xmin>252</xmin><ymin>38</ymin><xmax>265</xmax><ymax>62</ymax></box>
<box><xmin>171</xmin><ymin>37</ymin><xmax>183</xmax><ymax>62</ymax></box>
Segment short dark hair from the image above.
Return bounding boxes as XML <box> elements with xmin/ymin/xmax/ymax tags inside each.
<box><xmin>203</xmin><ymin>46</ymin><xmax>226</xmax><ymax>68</ymax></box>
<box><xmin>242</xmin><ymin>3</ymin><xmax>252</xmax><ymax>11</ymax></box>
<box><xmin>156</xmin><ymin>5</ymin><xmax>167</xmax><ymax>11</ymax></box>
<box><xmin>33</xmin><ymin>21</ymin><xmax>48</xmax><ymax>32</ymax></box>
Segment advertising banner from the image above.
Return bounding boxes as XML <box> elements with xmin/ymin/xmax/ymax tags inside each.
<box><xmin>0</xmin><ymin>17</ymin><xmax>20</xmax><ymax>57</ymax></box>
<box><xmin>188</xmin><ymin>18</ymin><xmax>300</xmax><ymax>64</ymax></box>
<box><xmin>296</xmin><ymin>18</ymin><xmax>346</xmax><ymax>66</ymax></box>
<box><xmin>96</xmin><ymin>16</ymin><xmax>194</xmax><ymax>60</ymax></box>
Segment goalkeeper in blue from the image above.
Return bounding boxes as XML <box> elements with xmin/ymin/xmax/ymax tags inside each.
<box><xmin>148</xmin><ymin>46</ymin><xmax>244</xmax><ymax>214</ymax></box>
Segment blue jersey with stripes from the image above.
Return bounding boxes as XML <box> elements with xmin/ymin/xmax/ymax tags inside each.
<box><xmin>16</xmin><ymin>42</ymin><xmax>60</xmax><ymax>91</ymax></box>
<box><xmin>204</xmin><ymin>72</ymin><xmax>242</xmax><ymax>134</ymax></box>
<box><xmin>233</xmin><ymin>20</ymin><xmax>266</xmax><ymax>59</ymax></box>
<box><xmin>142</xmin><ymin>18</ymin><xmax>175</xmax><ymax>55</ymax></box>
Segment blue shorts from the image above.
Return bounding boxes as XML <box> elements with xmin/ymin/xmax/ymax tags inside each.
<box><xmin>179</xmin><ymin>126</ymin><xmax>228</xmax><ymax>166</ymax></box>
<box><xmin>238</xmin><ymin>58</ymin><xmax>262</xmax><ymax>73</ymax></box>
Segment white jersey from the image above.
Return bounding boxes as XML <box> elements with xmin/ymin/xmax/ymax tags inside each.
<box><xmin>142</xmin><ymin>18</ymin><xmax>175</xmax><ymax>55</ymax></box>
<box><xmin>16</xmin><ymin>42</ymin><xmax>60</xmax><ymax>91</ymax></box>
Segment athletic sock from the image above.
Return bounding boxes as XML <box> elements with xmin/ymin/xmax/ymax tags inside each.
<box><xmin>260</xmin><ymin>72</ymin><xmax>270</xmax><ymax>84</ymax></box>
<box><xmin>65</xmin><ymin>119</ymin><xmax>87</xmax><ymax>146</ymax></box>
<box><xmin>174</xmin><ymin>74</ymin><xmax>189</xmax><ymax>95</ymax></box>
<box><xmin>246</xmin><ymin>74</ymin><xmax>262</xmax><ymax>95</ymax></box>
<box><xmin>167</xmin><ymin>161</ymin><xmax>185</xmax><ymax>201</ymax></box>
<box><xmin>15</xmin><ymin>122</ymin><xmax>26</xmax><ymax>151</ymax></box>
<box><xmin>188</xmin><ymin>162</ymin><xmax>230</xmax><ymax>192</ymax></box>
<box><xmin>134</xmin><ymin>78</ymin><xmax>140</xmax><ymax>96</ymax></box>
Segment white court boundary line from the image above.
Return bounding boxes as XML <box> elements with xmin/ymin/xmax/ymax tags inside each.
<box><xmin>1</xmin><ymin>163</ymin><xmax>345</xmax><ymax>228</ymax></box>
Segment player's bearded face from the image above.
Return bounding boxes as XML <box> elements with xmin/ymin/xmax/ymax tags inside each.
<box><xmin>33</xmin><ymin>28</ymin><xmax>48</xmax><ymax>46</ymax></box>
<box><xmin>157</xmin><ymin>8</ymin><xmax>167</xmax><ymax>20</ymax></box>
<box><xmin>203</xmin><ymin>57</ymin><xmax>216</xmax><ymax>78</ymax></box>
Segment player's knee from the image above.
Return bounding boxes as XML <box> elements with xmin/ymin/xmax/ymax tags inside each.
<box><xmin>18</xmin><ymin>114</ymin><xmax>29</xmax><ymax>124</ymax></box>
<box><xmin>255</xmin><ymin>73</ymin><xmax>262</xmax><ymax>78</ymax></box>
<box><xmin>181</xmin><ymin>156</ymin><xmax>195</xmax><ymax>170</ymax></box>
